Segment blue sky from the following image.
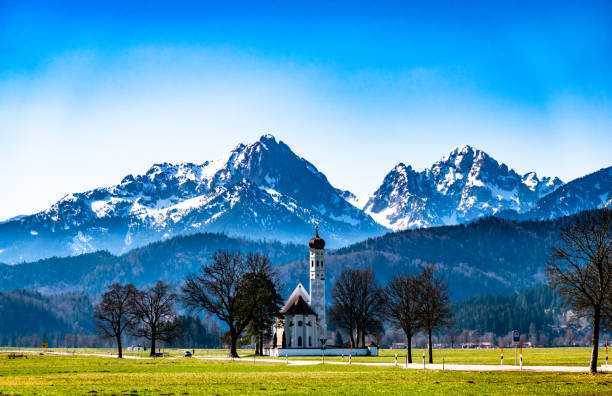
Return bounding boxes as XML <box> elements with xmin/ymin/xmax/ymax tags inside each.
<box><xmin>1</xmin><ymin>0</ymin><xmax>611</xmax><ymax>220</ymax></box>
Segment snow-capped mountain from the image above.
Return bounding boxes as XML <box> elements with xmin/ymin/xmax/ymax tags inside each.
<box><xmin>525</xmin><ymin>166</ymin><xmax>612</xmax><ymax>220</ymax></box>
<box><xmin>360</xmin><ymin>145</ymin><xmax>564</xmax><ymax>230</ymax></box>
<box><xmin>0</xmin><ymin>135</ymin><xmax>385</xmax><ymax>263</ymax></box>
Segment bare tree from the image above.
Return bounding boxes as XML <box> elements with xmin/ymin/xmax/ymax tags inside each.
<box><xmin>330</xmin><ymin>267</ymin><xmax>385</xmax><ymax>347</ymax></box>
<box><xmin>547</xmin><ymin>209</ymin><xmax>612</xmax><ymax>373</ymax></box>
<box><xmin>181</xmin><ymin>250</ymin><xmax>266</xmax><ymax>357</ymax></box>
<box><xmin>131</xmin><ymin>281</ymin><xmax>180</xmax><ymax>356</ymax></box>
<box><xmin>417</xmin><ymin>264</ymin><xmax>452</xmax><ymax>364</ymax></box>
<box><xmin>384</xmin><ymin>273</ymin><xmax>420</xmax><ymax>363</ymax></box>
<box><xmin>93</xmin><ymin>283</ymin><xmax>137</xmax><ymax>358</ymax></box>
<box><xmin>329</xmin><ymin>269</ymin><xmax>360</xmax><ymax>347</ymax></box>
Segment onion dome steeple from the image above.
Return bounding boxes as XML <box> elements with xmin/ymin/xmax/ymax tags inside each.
<box><xmin>309</xmin><ymin>225</ymin><xmax>325</xmax><ymax>250</ymax></box>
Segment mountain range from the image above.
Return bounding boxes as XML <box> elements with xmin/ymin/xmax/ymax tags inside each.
<box><xmin>0</xmin><ymin>135</ymin><xmax>384</xmax><ymax>263</ymax></box>
<box><xmin>0</xmin><ymin>135</ymin><xmax>610</xmax><ymax>263</ymax></box>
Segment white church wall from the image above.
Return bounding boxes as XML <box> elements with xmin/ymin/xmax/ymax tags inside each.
<box><xmin>265</xmin><ymin>347</ymin><xmax>374</xmax><ymax>357</ymax></box>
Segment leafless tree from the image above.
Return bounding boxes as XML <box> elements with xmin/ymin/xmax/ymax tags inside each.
<box><xmin>417</xmin><ymin>264</ymin><xmax>452</xmax><ymax>364</ymax></box>
<box><xmin>329</xmin><ymin>270</ymin><xmax>360</xmax><ymax>347</ymax></box>
<box><xmin>330</xmin><ymin>267</ymin><xmax>385</xmax><ymax>347</ymax></box>
<box><xmin>93</xmin><ymin>283</ymin><xmax>137</xmax><ymax>358</ymax></box>
<box><xmin>383</xmin><ymin>273</ymin><xmax>420</xmax><ymax>363</ymax></box>
<box><xmin>547</xmin><ymin>209</ymin><xmax>612</xmax><ymax>373</ymax></box>
<box><xmin>131</xmin><ymin>281</ymin><xmax>180</xmax><ymax>356</ymax></box>
<box><xmin>181</xmin><ymin>250</ymin><xmax>268</xmax><ymax>357</ymax></box>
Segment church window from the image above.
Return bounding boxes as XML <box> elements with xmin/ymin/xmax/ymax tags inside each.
<box><xmin>309</xmin><ymin>336</ymin><xmax>312</xmax><ymax>347</ymax></box>
<box><xmin>298</xmin><ymin>336</ymin><xmax>302</xmax><ymax>347</ymax></box>
<box><xmin>298</xmin><ymin>321</ymin><xmax>303</xmax><ymax>327</ymax></box>
<box><xmin>289</xmin><ymin>337</ymin><xmax>292</xmax><ymax>347</ymax></box>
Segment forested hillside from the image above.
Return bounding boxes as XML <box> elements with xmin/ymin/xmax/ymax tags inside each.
<box><xmin>0</xmin><ymin>289</ymin><xmax>94</xmax><ymax>347</ymax></box>
<box><xmin>0</xmin><ymin>233</ymin><xmax>306</xmax><ymax>294</ymax></box>
<box><xmin>452</xmin><ymin>285</ymin><xmax>574</xmax><ymax>344</ymax></box>
<box><xmin>0</xmin><ymin>212</ymin><xmax>594</xmax><ymax>300</ymax></box>
<box><xmin>281</xmin><ymin>214</ymin><xmax>580</xmax><ymax>300</ymax></box>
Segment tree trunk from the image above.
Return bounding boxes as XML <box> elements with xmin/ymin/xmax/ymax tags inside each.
<box><xmin>230</xmin><ymin>327</ymin><xmax>238</xmax><ymax>358</ymax></box>
<box><xmin>349</xmin><ymin>327</ymin><xmax>355</xmax><ymax>348</ymax></box>
<box><xmin>150</xmin><ymin>335</ymin><xmax>156</xmax><ymax>357</ymax></box>
<box><xmin>407</xmin><ymin>330</ymin><xmax>413</xmax><ymax>364</ymax></box>
<box><xmin>590</xmin><ymin>307</ymin><xmax>601</xmax><ymax>373</ymax></box>
<box><xmin>428</xmin><ymin>329</ymin><xmax>433</xmax><ymax>364</ymax></box>
<box><xmin>116</xmin><ymin>334</ymin><xmax>123</xmax><ymax>359</ymax></box>
<box><xmin>361</xmin><ymin>328</ymin><xmax>365</xmax><ymax>348</ymax></box>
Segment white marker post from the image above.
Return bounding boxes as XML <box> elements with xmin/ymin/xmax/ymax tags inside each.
<box><xmin>520</xmin><ymin>337</ymin><xmax>523</xmax><ymax>370</ymax></box>
<box><xmin>500</xmin><ymin>340</ymin><xmax>503</xmax><ymax>366</ymax></box>
<box><xmin>422</xmin><ymin>352</ymin><xmax>425</xmax><ymax>369</ymax></box>
<box><xmin>395</xmin><ymin>353</ymin><xmax>397</xmax><ymax>366</ymax></box>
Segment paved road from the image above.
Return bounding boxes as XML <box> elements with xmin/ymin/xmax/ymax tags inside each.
<box><xmin>193</xmin><ymin>355</ymin><xmax>594</xmax><ymax>372</ymax></box>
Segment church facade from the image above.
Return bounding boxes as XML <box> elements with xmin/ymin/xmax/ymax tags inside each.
<box><xmin>264</xmin><ymin>227</ymin><xmax>376</xmax><ymax>357</ymax></box>
<box><xmin>271</xmin><ymin>227</ymin><xmax>327</xmax><ymax>351</ymax></box>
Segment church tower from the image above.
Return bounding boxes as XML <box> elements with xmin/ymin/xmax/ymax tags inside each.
<box><xmin>309</xmin><ymin>226</ymin><xmax>326</xmax><ymax>346</ymax></box>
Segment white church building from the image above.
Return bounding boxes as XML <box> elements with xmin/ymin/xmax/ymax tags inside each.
<box><xmin>264</xmin><ymin>227</ymin><xmax>377</xmax><ymax>357</ymax></box>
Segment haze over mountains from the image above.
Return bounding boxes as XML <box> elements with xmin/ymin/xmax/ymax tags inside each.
<box><xmin>0</xmin><ymin>134</ymin><xmax>610</xmax><ymax>264</ymax></box>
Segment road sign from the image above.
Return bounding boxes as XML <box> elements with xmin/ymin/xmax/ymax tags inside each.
<box><xmin>41</xmin><ymin>341</ymin><xmax>48</xmax><ymax>348</ymax></box>
<box><xmin>512</xmin><ymin>330</ymin><xmax>520</xmax><ymax>344</ymax></box>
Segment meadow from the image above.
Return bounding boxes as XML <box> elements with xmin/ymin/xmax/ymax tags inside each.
<box><xmin>2</xmin><ymin>346</ymin><xmax>608</xmax><ymax>366</ymax></box>
<box><xmin>0</xmin><ymin>349</ymin><xmax>612</xmax><ymax>395</ymax></box>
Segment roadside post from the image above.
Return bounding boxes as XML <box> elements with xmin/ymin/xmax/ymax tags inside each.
<box><xmin>500</xmin><ymin>340</ymin><xmax>503</xmax><ymax>366</ymax></box>
<box><xmin>512</xmin><ymin>330</ymin><xmax>520</xmax><ymax>366</ymax></box>
<box><xmin>607</xmin><ymin>340</ymin><xmax>609</xmax><ymax>365</ymax></box>
<box><xmin>520</xmin><ymin>337</ymin><xmax>523</xmax><ymax>370</ymax></box>
<box><xmin>422</xmin><ymin>352</ymin><xmax>425</xmax><ymax>369</ymax></box>
<box><xmin>405</xmin><ymin>345</ymin><xmax>408</xmax><ymax>368</ymax></box>
<box><xmin>320</xmin><ymin>338</ymin><xmax>327</xmax><ymax>364</ymax></box>
<box><xmin>395</xmin><ymin>353</ymin><xmax>397</xmax><ymax>366</ymax></box>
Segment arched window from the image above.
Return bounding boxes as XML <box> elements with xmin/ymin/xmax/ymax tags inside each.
<box><xmin>298</xmin><ymin>321</ymin><xmax>303</xmax><ymax>327</ymax></box>
<box><xmin>298</xmin><ymin>336</ymin><xmax>302</xmax><ymax>347</ymax></box>
<box><xmin>309</xmin><ymin>336</ymin><xmax>312</xmax><ymax>347</ymax></box>
<box><xmin>289</xmin><ymin>337</ymin><xmax>292</xmax><ymax>347</ymax></box>
<box><xmin>282</xmin><ymin>333</ymin><xmax>286</xmax><ymax>348</ymax></box>
<box><xmin>311</xmin><ymin>260</ymin><xmax>314</xmax><ymax>268</ymax></box>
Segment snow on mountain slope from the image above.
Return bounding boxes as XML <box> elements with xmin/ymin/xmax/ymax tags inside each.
<box><xmin>525</xmin><ymin>166</ymin><xmax>612</xmax><ymax>220</ymax></box>
<box><xmin>0</xmin><ymin>135</ymin><xmax>385</xmax><ymax>263</ymax></box>
<box><xmin>363</xmin><ymin>145</ymin><xmax>564</xmax><ymax>230</ymax></box>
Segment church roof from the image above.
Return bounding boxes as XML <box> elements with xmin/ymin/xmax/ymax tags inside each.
<box><xmin>284</xmin><ymin>295</ymin><xmax>317</xmax><ymax>316</ymax></box>
<box><xmin>309</xmin><ymin>226</ymin><xmax>325</xmax><ymax>250</ymax></box>
<box><xmin>280</xmin><ymin>283</ymin><xmax>310</xmax><ymax>313</ymax></box>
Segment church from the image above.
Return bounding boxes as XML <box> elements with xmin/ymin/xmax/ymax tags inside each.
<box><xmin>264</xmin><ymin>227</ymin><xmax>377</xmax><ymax>357</ymax></box>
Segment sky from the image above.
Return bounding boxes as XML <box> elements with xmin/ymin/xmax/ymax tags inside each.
<box><xmin>1</xmin><ymin>0</ymin><xmax>611</xmax><ymax>221</ymax></box>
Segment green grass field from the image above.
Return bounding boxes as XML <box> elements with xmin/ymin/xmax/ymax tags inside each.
<box><xmin>1</xmin><ymin>349</ymin><xmax>612</xmax><ymax>395</ymax></box>
<box><xmin>1</xmin><ymin>346</ymin><xmax>608</xmax><ymax>366</ymax></box>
